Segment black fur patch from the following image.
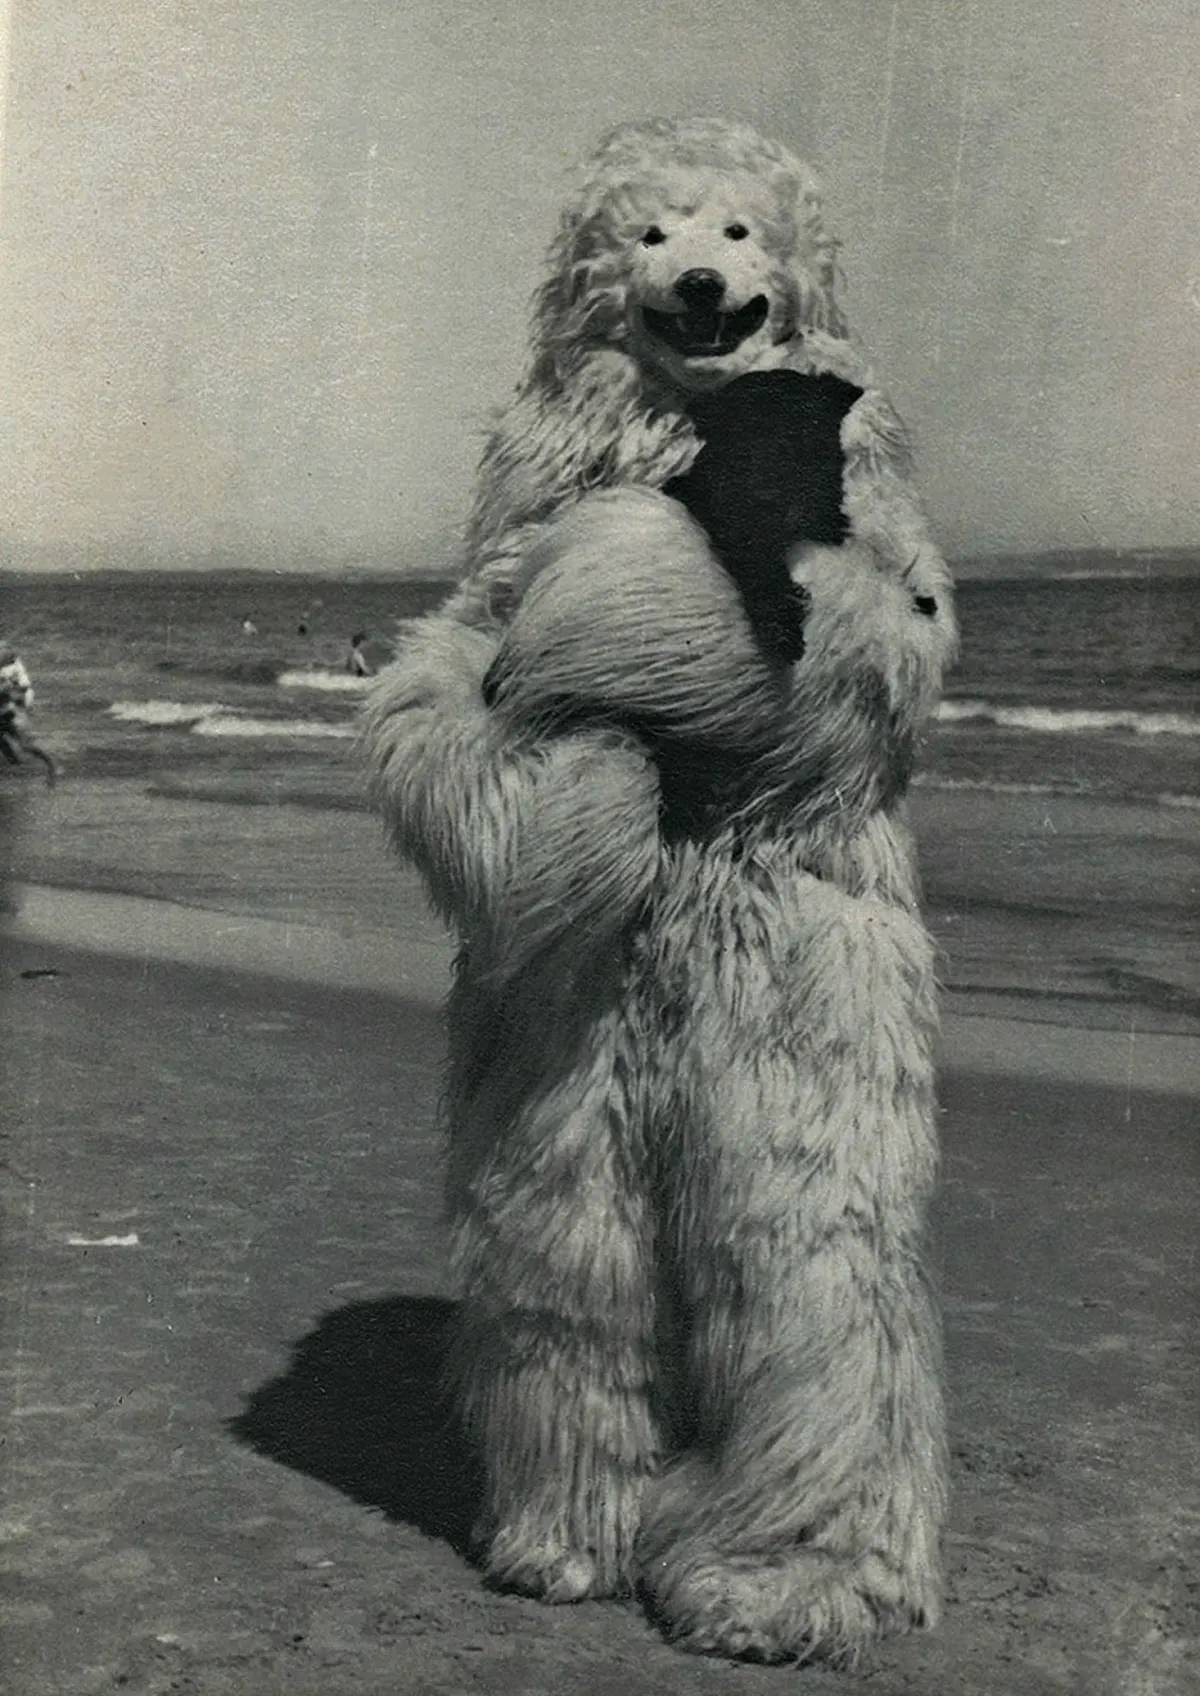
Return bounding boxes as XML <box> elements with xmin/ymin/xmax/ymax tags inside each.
<box><xmin>665</xmin><ymin>369</ymin><xmax>864</xmax><ymax>664</ymax></box>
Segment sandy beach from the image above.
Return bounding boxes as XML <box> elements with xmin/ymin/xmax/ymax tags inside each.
<box><xmin>1</xmin><ymin>765</ymin><xmax>1197</xmax><ymax>1694</ymax></box>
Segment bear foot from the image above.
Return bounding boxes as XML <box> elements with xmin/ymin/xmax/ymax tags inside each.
<box><xmin>641</xmin><ymin>1543</ymin><xmax>937</xmax><ymax>1667</ymax></box>
<box><xmin>474</xmin><ymin>1483</ymin><xmax>642</xmax><ymax>1602</ymax></box>
<box><xmin>480</xmin><ymin>1527</ymin><xmax>606</xmax><ymax>1602</ymax></box>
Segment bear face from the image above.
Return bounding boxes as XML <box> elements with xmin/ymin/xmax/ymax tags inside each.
<box><xmin>534</xmin><ymin>119</ymin><xmax>845</xmax><ymax>394</ymax></box>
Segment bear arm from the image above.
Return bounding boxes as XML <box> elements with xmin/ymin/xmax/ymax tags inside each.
<box><xmin>361</xmin><ymin>611</ymin><xmax>663</xmax><ymax>968</ymax></box>
<box><xmin>770</xmin><ymin>334</ymin><xmax>948</xmax><ymax>599</ymax></box>
<box><xmin>749</xmin><ymin>540</ymin><xmax>956</xmax><ymax>828</ymax></box>
<box><xmin>485</xmin><ymin>488</ymin><xmax>788</xmax><ymax>753</ymax></box>
<box><xmin>828</xmin><ymin>379</ymin><xmax>950</xmax><ymax>606</ymax></box>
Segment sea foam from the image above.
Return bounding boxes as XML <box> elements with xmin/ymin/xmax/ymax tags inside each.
<box><xmin>108</xmin><ymin>698</ymin><xmax>355</xmax><ymax>739</ymax></box>
<box><xmin>192</xmin><ymin>714</ymin><xmax>355</xmax><ymax>740</ymax></box>
<box><xmin>937</xmin><ymin>700</ymin><xmax>1200</xmax><ymax>737</ymax></box>
<box><xmin>277</xmin><ymin>668</ymin><xmax>372</xmax><ymax>694</ymax></box>
<box><xmin>915</xmin><ymin>774</ymin><xmax>1200</xmax><ymax>808</ymax></box>
<box><xmin>109</xmin><ymin>700</ymin><xmax>236</xmax><ymax>726</ymax></box>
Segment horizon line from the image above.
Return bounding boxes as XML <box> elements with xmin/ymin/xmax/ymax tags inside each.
<box><xmin>4</xmin><ymin>540</ymin><xmax>1200</xmax><ymax>581</ymax></box>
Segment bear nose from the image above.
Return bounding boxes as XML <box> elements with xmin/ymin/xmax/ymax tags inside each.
<box><xmin>674</xmin><ymin>268</ymin><xmax>726</xmax><ymax>308</ymax></box>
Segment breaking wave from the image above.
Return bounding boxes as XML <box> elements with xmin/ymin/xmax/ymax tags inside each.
<box><xmin>276</xmin><ymin>668</ymin><xmax>373</xmax><ymax>694</ymax></box>
<box><xmin>915</xmin><ymin>774</ymin><xmax>1200</xmax><ymax>809</ymax></box>
<box><xmin>192</xmin><ymin>714</ymin><xmax>355</xmax><ymax>740</ymax></box>
<box><xmin>109</xmin><ymin>699</ymin><xmax>235</xmax><ymax>726</ymax></box>
<box><xmin>108</xmin><ymin>699</ymin><xmax>355</xmax><ymax>739</ymax></box>
<box><xmin>914</xmin><ymin>775</ymin><xmax>1062</xmax><ymax>797</ymax></box>
<box><xmin>937</xmin><ymin>700</ymin><xmax>1200</xmax><ymax>737</ymax></box>
<box><xmin>1053</xmin><ymin>568</ymin><xmax>1148</xmax><ymax>582</ymax></box>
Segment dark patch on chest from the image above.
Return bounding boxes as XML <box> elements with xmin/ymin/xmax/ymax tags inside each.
<box><xmin>664</xmin><ymin>369</ymin><xmax>864</xmax><ymax>664</ymax></box>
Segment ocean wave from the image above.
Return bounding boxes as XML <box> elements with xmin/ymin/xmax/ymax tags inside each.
<box><xmin>276</xmin><ymin>668</ymin><xmax>373</xmax><ymax>695</ymax></box>
<box><xmin>914</xmin><ymin>775</ymin><xmax>1062</xmax><ymax>797</ymax></box>
<box><xmin>937</xmin><ymin>699</ymin><xmax>1200</xmax><ymax>737</ymax></box>
<box><xmin>1052</xmin><ymin>569</ymin><xmax>1148</xmax><ymax>582</ymax></box>
<box><xmin>108</xmin><ymin>697</ymin><xmax>356</xmax><ymax>739</ymax></box>
<box><xmin>915</xmin><ymin>774</ymin><xmax>1200</xmax><ymax>809</ymax></box>
<box><xmin>192</xmin><ymin>714</ymin><xmax>355</xmax><ymax>740</ymax></box>
<box><xmin>109</xmin><ymin>699</ymin><xmax>236</xmax><ymax>726</ymax></box>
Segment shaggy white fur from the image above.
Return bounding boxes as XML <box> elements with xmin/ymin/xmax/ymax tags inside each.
<box><xmin>363</xmin><ymin>116</ymin><xmax>957</xmax><ymax>1666</ymax></box>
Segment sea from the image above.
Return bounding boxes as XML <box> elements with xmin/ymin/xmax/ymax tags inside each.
<box><xmin>1</xmin><ymin>550</ymin><xmax>1198</xmax><ymax>809</ymax></box>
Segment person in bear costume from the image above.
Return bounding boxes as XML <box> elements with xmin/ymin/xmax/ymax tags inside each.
<box><xmin>363</xmin><ymin>118</ymin><xmax>957</xmax><ymax>1667</ymax></box>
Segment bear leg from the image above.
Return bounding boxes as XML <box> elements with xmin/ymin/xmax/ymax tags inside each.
<box><xmin>449</xmin><ymin>1005</ymin><xmax>662</xmax><ymax>1601</ymax></box>
<box><xmin>638</xmin><ymin>1253</ymin><xmax>946</xmax><ymax>1663</ymax></box>
<box><xmin>637</xmin><ymin>887</ymin><xmax>947</xmax><ymax>1661</ymax></box>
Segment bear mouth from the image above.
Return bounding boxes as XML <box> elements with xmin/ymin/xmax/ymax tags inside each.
<box><xmin>642</xmin><ymin>294</ymin><xmax>770</xmax><ymax>359</ymax></box>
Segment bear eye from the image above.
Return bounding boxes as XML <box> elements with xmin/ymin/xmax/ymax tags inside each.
<box><xmin>640</xmin><ymin>225</ymin><xmax>667</xmax><ymax>246</ymax></box>
<box><xmin>724</xmin><ymin>222</ymin><xmax>749</xmax><ymax>240</ymax></box>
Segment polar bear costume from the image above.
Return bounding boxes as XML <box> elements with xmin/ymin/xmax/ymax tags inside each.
<box><xmin>364</xmin><ymin>118</ymin><xmax>956</xmax><ymax>1666</ymax></box>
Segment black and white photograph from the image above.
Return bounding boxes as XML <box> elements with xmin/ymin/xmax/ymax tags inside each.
<box><xmin>1</xmin><ymin>3</ymin><xmax>1196</xmax><ymax>1692</ymax></box>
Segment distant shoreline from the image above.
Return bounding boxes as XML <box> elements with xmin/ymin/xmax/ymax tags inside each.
<box><xmin>0</xmin><ymin>565</ymin><xmax>460</xmax><ymax>587</ymax></box>
<box><xmin>3</xmin><ymin>543</ymin><xmax>1200</xmax><ymax>584</ymax></box>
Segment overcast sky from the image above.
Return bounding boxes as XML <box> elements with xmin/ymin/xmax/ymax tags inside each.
<box><xmin>0</xmin><ymin>0</ymin><xmax>1196</xmax><ymax>571</ymax></box>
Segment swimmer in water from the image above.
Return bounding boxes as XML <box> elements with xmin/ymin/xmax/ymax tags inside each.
<box><xmin>347</xmin><ymin>632</ymin><xmax>373</xmax><ymax>677</ymax></box>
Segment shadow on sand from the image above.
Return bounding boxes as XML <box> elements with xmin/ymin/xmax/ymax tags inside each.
<box><xmin>229</xmin><ymin>1294</ymin><xmax>480</xmax><ymax>1553</ymax></box>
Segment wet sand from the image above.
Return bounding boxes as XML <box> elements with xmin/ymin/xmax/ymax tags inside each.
<box><xmin>5</xmin><ymin>770</ymin><xmax>1198</xmax><ymax>1036</ymax></box>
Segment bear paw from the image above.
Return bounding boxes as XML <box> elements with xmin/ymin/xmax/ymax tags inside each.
<box><xmin>475</xmin><ymin>1474</ymin><xmax>646</xmax><ymax>1603</ymax></box>
<box><xmin>478</xmin><ymin>1523</ymin><xmax>623</xmax><ymax>1602</ymax></box>
<box><xmin>641</xmin><ymin>1542</ymin><xmax>935</xmax><ymax>1667</ymax></box>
